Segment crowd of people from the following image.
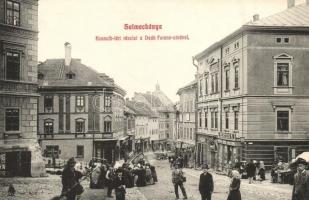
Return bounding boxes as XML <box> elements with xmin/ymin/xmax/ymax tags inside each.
<box><xmin>59</xmin><ymin>157</ymin><xmax>157</xmax><ymax>200</ymax></box>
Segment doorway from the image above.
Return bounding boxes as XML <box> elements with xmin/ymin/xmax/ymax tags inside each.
<box><xmin>5</xmin><ymin>151</ymin><xmax>31</xmax><ymax>177</ymax></box>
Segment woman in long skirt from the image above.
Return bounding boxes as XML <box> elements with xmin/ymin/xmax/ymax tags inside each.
<box><xmin>227</xmin><ymin>170</ymin><xmax>242</xmax><ymax>200</ymax></box>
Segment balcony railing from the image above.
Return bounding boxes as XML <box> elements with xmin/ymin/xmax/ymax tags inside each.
<box><xmin>38</xmin><ymin>131</ymin><xmax>114</xmax><ymax>140</ymax></box>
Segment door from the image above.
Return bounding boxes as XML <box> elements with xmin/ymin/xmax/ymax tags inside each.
<box><xmin>5</xmin><ymin>151</ymin><xmax>31</xmax><ymax>177</ymax></box>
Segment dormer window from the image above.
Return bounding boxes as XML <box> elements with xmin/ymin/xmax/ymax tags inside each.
<box><xmin>66</xmin><ymin>72</ymin><xmax>75</xmax><ymax>79</ymax></box>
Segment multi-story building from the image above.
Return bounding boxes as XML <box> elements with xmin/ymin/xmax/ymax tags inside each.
<box><xmin>126</xmin><ymin>100</ymin><xmax>158</xmax><ymax>152</ymax></box>
<box><xmin>0</xmin><ymin>0</ymin><xmax>45</xmax><ymax>177</ymax></box>
<box><xmin>123</xmin><ymin>105</ymin><xmax>136</xmax><ymax>158</ymax></box>
<box><xmin>194</xmin><ymin>1</ymin><xmax>309</xmax><ymax>170</ymax></box>
<box><xmin>133</xmin><ymin>84</ymin><xmax>175</xmax><ymax>151</ymax></box>
<box><xmin>176</xmin><ymin>80</ymin><xmax>197</xmax><ymax>147</ymax></box>
<box><xmin>38</xmin><ymin>43</ymin><xmax>126</xmax><ymax>164</ymax></box>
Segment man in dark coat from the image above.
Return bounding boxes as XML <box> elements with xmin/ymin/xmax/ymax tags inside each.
<box><xmin>246</xmin><ymin>159</ymin><xmax>256</xmax><ymax>184</ymax></box>
<box><xmin>199</xmin><ymin>164</ymin><xmax>214</xmax><ymax>200</ymax></box>
<box><xmin>292</xmin><ymin>159</ymin><xmax>309</xmax><ymax>200</ymax></box>
<box><xmin>61</xmin><ymin>157</ymin><xmax>84</xmax><ymax>200</ymax></box>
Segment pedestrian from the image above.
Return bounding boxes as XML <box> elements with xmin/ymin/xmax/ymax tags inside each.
<box><xmin>246</xmin><ymin>159</ymin><xmax>256</xmax><ymax>184</ymax></box>
<box><xmin>257</xmin><ymin>161</ymin><xmax>265</xmax><ymax>181</ymax></box>
<box><xmin>61</xmin><ymin>157</ymin><xmax>84</xmax><ymax>200</ymax></box>
<box><xmin>227</xmin><ymin>170</ymin><xmax>241</xmax><ymax>200</ymax></box>
<box><xmin>292</xmin><ymin>158</ymin><xmax>309</xmax><ymax>200</ymax></box>
<box><xmin>106</xmin><ymin>165</ymin><xmax>116</xmax><ymax>198</ymax></box>
<box><xmin>199</xmin><ymin>164</ymin><xmax>214</xmax><ymax>200</ymax></box>
<box><xmin>172</xmin><ymin>164</ymin><xmax>188</xmax><ymax>200</ymax></box>
<box><xmin>114</xmin><ymin>168</ymin><xmax>126</xmax><ymax>200</ymax></box>
<box><xmin>150</xmin><ymin>165</ymin><xmax>158</xmax><ymax>183</ymax></box>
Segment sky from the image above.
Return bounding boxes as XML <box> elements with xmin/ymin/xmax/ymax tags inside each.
<box><xmin>38</xmin><ymin>0</ymin><xmax>301</xmax><ymax>101</ymax></box>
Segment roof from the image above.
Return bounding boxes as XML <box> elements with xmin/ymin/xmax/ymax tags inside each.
<box><xmin>176</xmin><ymin>80</ymin><xmax>197</xmax><ymax>95</ymax></box>
<box><xmin>246</xmin><ymin>3</ymin><xmax>309</xmax><ymax>27</ymax></box>
<box><xmin>195</xmin><ymin>3</ymin><xmax>309</xmax><ymax>60</ymax></box>
<box><xmin>126</xmin><ymin>100</ymin><xmax>158</xmax><ymax>117</ymax></box>
<box><xmin>38</xmin><ymin>59</ymin><xmax>126</xmax><ymax>95</ymax></box>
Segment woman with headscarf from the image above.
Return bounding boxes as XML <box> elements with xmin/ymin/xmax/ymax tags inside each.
<box><xmin>258</xmin><ymin>161</ymin><xmax>266</xmax><ymax>181</ymax></box>
<box><xmin>227</xmin><ymin>170</ymin><xmax>242</xmax><ymax>200</ymax></box>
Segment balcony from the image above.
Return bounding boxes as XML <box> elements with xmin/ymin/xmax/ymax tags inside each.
<box><xmin>38</xmin><ymin>132</ymin><xmax>114</xmax><ymax>140</ymax></box>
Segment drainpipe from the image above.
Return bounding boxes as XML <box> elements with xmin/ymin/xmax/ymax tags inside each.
<box><xmin>192</xmin><ymin>56</ymin><xmax>199</xmax><ymax>168</ymax></box>
<box><xmin>219</xmin><ymin>46</ymin><xmax>223</xmax><ymax>171</ymax></box>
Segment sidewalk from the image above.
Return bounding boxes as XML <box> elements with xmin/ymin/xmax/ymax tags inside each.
<box><xmin>182</xmin><ymin>167</ymin><xmax>293</xmax><ymax>200</ymax></box>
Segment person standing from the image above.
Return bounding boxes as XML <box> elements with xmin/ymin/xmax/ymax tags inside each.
<box><xmin>106</xmin><ymin>165</ymin><xmax>116</xmax><ymax>198</ymax></box>
<box><xmin>246</xmin><ymin>159</ymin><xmax>256</xmax><ymax>184</ymax></box>
<box><xmin>61</xmin><ymin>157</ymin><xmax>84</xmax><ymax>200</ymax></box>
<box><xmin>292</xmin><ymin>159</ymin><xmax>309</xmax><ymax>200</ymax></box>
<box><xmin>227</xmin><ymin>170</ymin><xmax>241</xmax><ymax>200</ymax></box>
<box><xmin>199</xmin><ymin>164</ymin><xmax>214</xmax><ymax>200</ymax></box>
<box><xmin>172</xmin><ymin>164</ymin><xmax>188</xmax><ymax>200</ymax></box>
<box><xmin>114</xmin><ymin>168</ymin><xmax>126</xmax><ymax>200</ymax></box>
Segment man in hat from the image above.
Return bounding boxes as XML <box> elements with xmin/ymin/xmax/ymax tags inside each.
<box><xmin>172</xmin><ymin>164</ymin><xmax>188</xmax><ymax>199</ymax></box>
<box><xmin>61</xmin><ymin>157</ymin><xmax>84</xmax><ymax>200</ymax></box>
<box><xmin>292</xmin><ymin>158</ymin><xmax>309</xmax><ymax>200</ymax></box>
<box><xmin>199</xmin><ymin>164</ymin><xmax>214</xmax><ymax>200</ymax></box>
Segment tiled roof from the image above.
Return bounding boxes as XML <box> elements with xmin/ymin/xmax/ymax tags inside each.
<box><xmin>177</xmin><ymin>80</ymin><xmax>197</xmax><ymax>95</ymax></box>
<box><xmin>38</xmin><ymin>59</ymin><xmax>126</xmax><ymax>95</ymax></box>
<box><xmin>195</xmin><ymin>3</ymin><xmax>309</xmax><ymax>60</ymax></box>
<box><xmin>246</xmin><ymin>3</ymin><xmax>309</xmax><ymax>27</ymax></box>
<box><xmin>126</xmin><ymin>100</ymin><xmax>157</xmax><ymax>117</ymax></box>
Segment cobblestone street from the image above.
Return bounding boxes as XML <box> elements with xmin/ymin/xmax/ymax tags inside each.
<box><xmin>0</xmin><ymin>152</ymin><xmax>293</xmax><ymax>200</ymax></box>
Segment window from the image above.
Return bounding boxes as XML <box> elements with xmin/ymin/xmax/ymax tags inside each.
<box><xmin>5</xmin><ymin>108</ymin><xmax>19</xmax><ymax>131</ymax></box>
<box><xmin>76</xmin><ymin>96</ymin><xmax>85</xmax><ymax>107</ymax></box>
<box><xmin>104</xmin><ymin>95</ymin><xmax>112</xmax><ymax>108</ymax></box>
<box><xmin>284</xmin><ymin>37</ymin><xmax>289</xmax><ymax>43</ymax></box>
<box><xmin>211</xmin><ymin>75</ymin><xmax>214</xmax><ymax>93</ymax></box>
<box><xmin>6</xmin><ymin>1</ymin><xmax>20</xmax><ymax>26</ymax></box>
<box><xmin>277</xmin><ymin>111</ymin><xmax>289</xmax><ymax>132</ymax></box>
<box><xmin>76</xmin><ymin>145</ymin><xmax>84</xmax><ymax>158</ymax></box>
<box><xmin>199</xmin><ymin>112</ymin><xmax>202</xmax><ymax>128</ymax></box>
<box><xmin>225</xmin><ymin>47</ymin><xmax>230</xmax><ymax>54</ymax></box>
<box><xmin>44</xmin><ymin>120</ymin><xmax>53</xmax><ymax>134</ymax></box>
<box><xmin>234</xmin><ymin>66</ymin><xmax>239</xmax><ymax>89</ymax></box>
<box><xmin>215</xmin><ymin>73</ymin><xmax>218</xmax><ymax>93</ymax></box>
<box><xmin>215</xmin><ymin>111</ymin><xmax>218</xmax><ymax>129</ymax></box>
<box><xmin>45</xmin><ymin>145</ymin><xmax>59</xmax><ymax>158</ymax></box>
<box><xmin>276</xmin><ymin>37</ymin><xmax>281</xmax><ymax>43</ymax></box>
<box><xmin>277</xmin><ymin>63</ymin><xmax>289</xmax><ymax>86</ymax></box>
<box><xmin>66</xmin><ymin>72</ymin><xmax>75</xmax><ymax>79</ymax></box>
<box><xmin>234</xmin><ymin>42</ymin><xmax>239</xmax><ymax>49</ymax></box>
<box><xmin>6</xmin><ymin>51</ymin><xmax>20</xmax><ymax>80</ymax></box>
<box><xmin>199</xmin><ymin>79</ymin><xmax>203</xmax><ymax>96</ymax></box>
<box><xmin>104</xmin><ymin>116</ymin><xmax>112</xmax><ymax>132</ymax></box>
<box><xmin>234</xmin><ymin>111</ymin><xmax>239</xmax><ymax>130</ymax></box>
<box><xmin>225</xmin><ymin>112</ymin><xmax>229</xmax><ymax>129</ymax></box>
<box><xmin>76</xmin><ymin>119</ymin><xmax>85</xmax><ymax>133</ymax></box>
<box><xmin>204</xmin><ymin>111</ymin><xmax>208</xmax><ymax>129</ymax></box>
<box><xmin>44</xmin><ymin>96</ymin><xmax>53</xmax><ymax>112</ymax></box>
<box><xmin>205</xmin><ymin>76</ymin><xmax>208</xmax><ymax>95</ymax></box>
<box><xmin>211</xmin><ymin>111</ymin><xmax>217</xmax><ymax>129</ymax></box>
<box><xmin>225</xmin><ymin>69</ymin><xmax>230</xmax><ymax>91</ymax></box>
<box><xmin>38</xmin><ymin>72</ymin><xmax>44</xmax><ymax>80</ymax></box>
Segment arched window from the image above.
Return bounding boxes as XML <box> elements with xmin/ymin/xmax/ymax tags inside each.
<box><xmin>104</xmin><ymin>116</ymin><xmax>112</xmax><ymax>133</ymax></box>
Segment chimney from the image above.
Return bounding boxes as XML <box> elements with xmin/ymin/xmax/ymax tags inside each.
<box><xmin>64</xmin><ymin>42</ymin><xmax>72</xmax><ymax>66</ymax></box>
<box><xmin>288</xmin><ymin>0</ymin><xmax>295</xmax><ymax>8</ymax></box>
<box><xmin>253</xmin><ymin>14</ymin><xmax>259</xmax><ymax>22</ymax></box>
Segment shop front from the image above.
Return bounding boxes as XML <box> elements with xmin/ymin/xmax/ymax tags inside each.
<box><xmin>94</xmin><ymin>140</ymin><xmax>117</xmax><ymax>164</ymax></box>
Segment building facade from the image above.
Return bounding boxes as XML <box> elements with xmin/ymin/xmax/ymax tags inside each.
<box><xmin>38</xmin><ymin>43</ymin><xmax>126</xmax><ymax>164</ymax></box>
<box><xmin>176</xmin><ymin>80</ymin><xmax>197</xmax><ymax>147</ymax></box>
<box><xmin>0</xmin><ymin>0</ymin><xmax>45</xmax><ymax>177</ymax></box>
<box><xmin>194</xmin><ymin>2</ymin><xmax>309</xmax><ymax>170</ymax></box>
